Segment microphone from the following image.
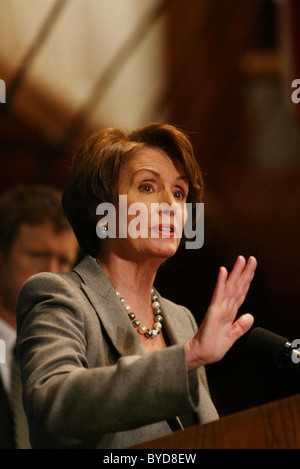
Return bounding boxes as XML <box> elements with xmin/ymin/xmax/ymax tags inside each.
<box><xmin>245</xmin><ymin>327</ymin><xmax>300</xmax><ymax>373</ymax></box>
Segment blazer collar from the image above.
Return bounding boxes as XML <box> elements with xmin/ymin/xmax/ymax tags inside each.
<box><xmin>72</xmin><ymin>256</ymin><xmax>184</xmax><ymax>356</ymax></box>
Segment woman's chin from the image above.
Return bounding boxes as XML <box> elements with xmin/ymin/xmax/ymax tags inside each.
<box><xmin>148</xmin><ymin>237</ymin><xmax>181</xmax><ymax>259</ymax></box>
<box><xmin>112</xmin><ymin>236</ymin><xmax>181</xmax><ymax>263</ymax></box>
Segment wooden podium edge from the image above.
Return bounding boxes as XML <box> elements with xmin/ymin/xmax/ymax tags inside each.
<box><xmin>129</xmin><ymin>392</ymin><xmax>300</xmax><ymax>449</ymax></box>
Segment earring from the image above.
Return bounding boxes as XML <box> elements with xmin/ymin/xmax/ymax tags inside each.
<box><xmin>98</xmin><ymin>225</ymin><xmax>108</xmax><ymax>238</ymax></box>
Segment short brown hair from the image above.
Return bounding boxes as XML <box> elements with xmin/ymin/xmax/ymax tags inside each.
<box><xmin>0</xmin><ymin>185</ymin><xmax>72</xmax><ymax>255</ymax></box>
<box><xmin>62</xmin><ymin>123</ymin><xmax>203</xmax><ymax>257</ymax></box>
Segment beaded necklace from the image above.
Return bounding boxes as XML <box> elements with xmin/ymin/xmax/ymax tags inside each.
<box><xmin>116</xmin><ymin>289</ymin><xmax>163</xmax><ymax>338</ymax></box>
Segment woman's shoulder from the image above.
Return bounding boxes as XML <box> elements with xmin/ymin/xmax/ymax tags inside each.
<box><xmin>16</xmin><ymin>265</ymin><xmax>88</xmax><ymax>324</ymax></box>
<box><xmin>19</xmin><ymin>255</ymin><xmax>96</xmax><ymax>296</ymax></box>
<box><xmin>16</xmin><ymin>268</ymin><xmax>90</xmax><ymax>335</ymax></box>
<box><xmin>19</xmin><ymin>269</ymin><xmax>81</xmax><ymax>296</ymax></box>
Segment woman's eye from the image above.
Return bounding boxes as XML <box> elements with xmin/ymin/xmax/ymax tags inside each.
<box><xmin>138</xmin><ymin>183</ymin><xmax>154</xmax><ymax>193</ymax></box>
<box><xmin>174</xmin><ymin>190</ymin><xmax>187</xmax><ymax>201</ymax></box>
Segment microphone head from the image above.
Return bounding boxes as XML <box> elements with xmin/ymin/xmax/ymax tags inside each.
<box><xmin>245</xmin><ymin>327</ymin><xmax>289</xmax><ymax>367</ymax></box>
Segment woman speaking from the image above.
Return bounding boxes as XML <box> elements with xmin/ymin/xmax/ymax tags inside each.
<box><xmin>17</xmin><ymin>123</ymin><xmax>257</xmax><ymax>448</ymax></box>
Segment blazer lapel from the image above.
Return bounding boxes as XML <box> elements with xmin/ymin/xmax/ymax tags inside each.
<box><xmin>73</xmin><ymin>256</ymin><xmax>145</xmax><ymax>357</ymax></box>
<box><xmin>158</xmin><ymin>295</ymin><xmax>195</xmax><ymax>346</ymax></box>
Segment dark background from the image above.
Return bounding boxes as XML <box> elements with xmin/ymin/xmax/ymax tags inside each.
<box><xmin>1</xmin><ymin>0</ymin><xmax>300</xmax><ymax>417</ymax></box>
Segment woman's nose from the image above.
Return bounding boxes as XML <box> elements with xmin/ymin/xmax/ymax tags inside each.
<box><xmin>159</xmin><ymin>203</ymin><xmax>173</xmax><ymax>217</ymax></box>
<box><xmin>157</xmin><ymin>192</ymin><xmax>178</xmax><ymax>218</ymax></box>
<box><xmin>159</xmin><ymin>189</ymin><xmax>176</xmax><ymax>207</ymax></box>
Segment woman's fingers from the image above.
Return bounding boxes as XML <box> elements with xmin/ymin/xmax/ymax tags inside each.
<box><xmin>232</xmin><ymin>256</ymin><xmax>257</xmax><ymax>306</ymax></box>
<box><xmin>211</xmin><ymin>256</ymin><xmax>257</xmax><ymax>306</ymax></box>
<box><xmin>231</xmin><ymin>313</ymin><xmax>254</xmax><ymax>340</ymax></box>
<box><xmin>209</xmin><ymin>266</ymin><xmax>228</xmax><ymax>304</ymax></box>
<box><xmin>226</xmin><ymin>255</ymin><xmax>256</xmax><ymax>293</ymax></box>
<box><xmin>226</xmin><ymin>255</ymin><xmax>247</xmax><ymax>287</ymax></box>
<box><xmin>239</xmin><ymin>256</ymin><xmax>257</xmax><ymax>290</ymax></box>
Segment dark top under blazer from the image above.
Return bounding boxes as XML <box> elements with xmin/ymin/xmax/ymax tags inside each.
<box><xmin>16</xmin><ymin>255</ymin><xmax>218</xmax><ymax>449</ymax></box>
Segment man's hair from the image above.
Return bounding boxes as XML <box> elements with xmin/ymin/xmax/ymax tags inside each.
<box><xmin>62</xmin><ymin>123</ymin><xmax>204</xmax><ymax>257</ymax></box>
<box><xmin>0</xmin><ymin>185</ymin><xmax>72</xmax><ymax>255</ymax></box>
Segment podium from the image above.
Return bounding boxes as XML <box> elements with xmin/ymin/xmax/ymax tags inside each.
<box><xmin>130</xmin><ymin>393</ymin><xmax>300</xmax><ymax>449</ymax></box>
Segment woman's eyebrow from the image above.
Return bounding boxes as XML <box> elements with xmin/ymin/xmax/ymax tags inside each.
<box><xmin>131</xmin><ymin>169</ymin><xmax>188</xmax><ymax>185</ymax></box>
<box><xmin>130</xmin><ymin>168</ymin><xmax>160</xmax><ymax>183</ymax></box>
<box><xmin>176</xmin><ymin>175</ymin><xmax>189</xmax><ymax>185</ymax></box>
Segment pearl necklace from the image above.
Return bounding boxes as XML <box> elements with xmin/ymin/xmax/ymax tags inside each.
<box><xmin>116</xmin><ymin>288</ymin><xmax>163</xmax><ymax>338</ymax></box>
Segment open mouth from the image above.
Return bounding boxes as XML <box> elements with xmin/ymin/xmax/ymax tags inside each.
<box><xmin>151</xmin><ymin>224</ymin><xmax>176</xmax><ymax>237</ymax></box>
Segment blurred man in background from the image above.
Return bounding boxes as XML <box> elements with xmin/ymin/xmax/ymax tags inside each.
<box><xmin>0</xmin><ymin>185</ymin><xmax>78</xmax><ymax>448</ymax></box>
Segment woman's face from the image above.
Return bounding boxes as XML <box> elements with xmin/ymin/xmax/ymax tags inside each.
<box><xmin>108</xmin><ymin>146</ymin><xmax>189</xmax><ymax>263</ymax></box>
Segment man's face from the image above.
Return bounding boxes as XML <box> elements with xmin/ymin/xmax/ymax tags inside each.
<box><xmin>0</xmin><ymin>222</ymin><xmax>78</xmax><ymax>313</ymax></box>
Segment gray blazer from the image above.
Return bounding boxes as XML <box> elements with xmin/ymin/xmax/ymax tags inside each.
<box><xmin>17</xmin><ymin>255</ymin><xmax>218</xmax><ymax>449</ymax></box>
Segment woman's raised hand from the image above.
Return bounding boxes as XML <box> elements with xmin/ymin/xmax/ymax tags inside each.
<box><xmin>185</xmin><ymin>256</ymin><xmax>257</xmax><ymax>371</ymax></box>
